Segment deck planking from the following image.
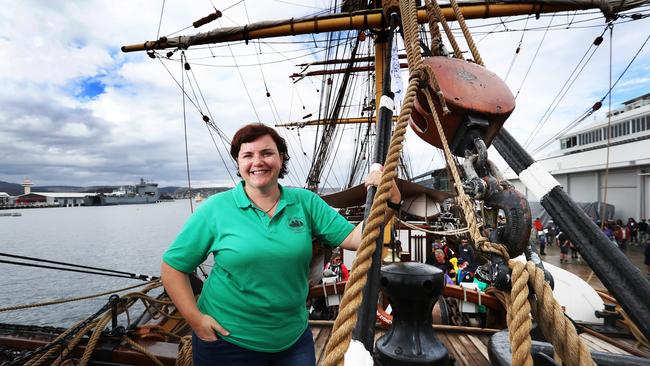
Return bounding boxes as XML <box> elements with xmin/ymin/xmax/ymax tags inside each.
<box><xmin>311</xmin><ymin>322</ymin><xmax>492</xmax><ymax>365</ymax></box>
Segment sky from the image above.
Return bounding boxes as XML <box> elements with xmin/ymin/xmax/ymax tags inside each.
<box><xmin>0</xmin><ymin>0</ymin><xmax>649</xmax><ymax>189</ymax></box>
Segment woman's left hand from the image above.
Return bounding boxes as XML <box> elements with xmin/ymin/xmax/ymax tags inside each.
<box><xmin>364</xmin><ymin>164</ymin><xmax>401</xmax><ymax>206</ymax></box>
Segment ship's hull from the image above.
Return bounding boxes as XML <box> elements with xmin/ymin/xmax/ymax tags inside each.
<box><xmin>83</xmin><ymin>195</ymin><xmax>159</xmax><ymax>206</ymax></box>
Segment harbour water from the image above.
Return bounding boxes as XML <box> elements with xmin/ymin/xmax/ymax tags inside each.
<box><xmin>0</xmin><ymin>200</ymin><xmax>195</xmax><ymax>327</ymax></box>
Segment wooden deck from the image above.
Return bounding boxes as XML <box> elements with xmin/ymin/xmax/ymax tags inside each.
<box><xmin>311</xmin><ymin>321</ymin><xmax>649</xmax><ymax>365</ymax></box>
<box><xmin>312</xmin><ymin>322</ymin><xmax>494</xmax><ymax>365</ymax></box>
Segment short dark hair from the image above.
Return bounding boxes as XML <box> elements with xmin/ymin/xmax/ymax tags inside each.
<box><xmin>230</xmin><ymin>123</ymin><xmax>290</xmax><ymax>178</ymax></box>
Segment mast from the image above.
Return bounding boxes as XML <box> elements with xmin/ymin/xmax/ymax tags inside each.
<box><xmin>351</xmin><ymin>10</ymin><xmax>399</xmax><ymax>351</ymax></box>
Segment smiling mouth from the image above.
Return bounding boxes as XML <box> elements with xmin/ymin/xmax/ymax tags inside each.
<box><xmin>250</xmin><ymin>170</ymin><xmax>270</xmax><ymax>175</ymax></box>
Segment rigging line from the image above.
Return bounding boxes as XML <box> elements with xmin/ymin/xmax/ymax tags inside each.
<box><xmin>271</xmin><ymin>0</ymin><xmax>327</xmax><ymax>10</ymax></box>
<box><xmin>280</xmin><ymin>127</ymin><xmax>310</xmax><ymax>182</ymax></box>
<box><xmin>319</xmin><ymin>127</ymin><xmax>346</xmax><ymax>194</ymax></box>
<box><xmin>476</xmin><ymin>16</ymin><xmax>512</xmax><ymax>45</ymax></box>
<box><xmin>0</xmin><ymin>259</ymin><xmax>158</xmax><ymax>281</ymax></box>
<box><xmin>170</xmin><ymin>46</ymin><xmax>330</xmax><ymax>67</ymax></box>
<box><xmin>163</xmin><ymin>0</ymin><xmax>243</xmax><ymax>38</ymax></box>
<box><xmin>473</xmin><ymin>12</ymin><xmax>650</xmax><ymax>34</ymax></box>
<box><xmin>156</xmin><ymin>56</ymin><xmax>204</xmax><ymax>113</ymax></box>
<box><xmin>530</xmin><ymin>109</ymin><xmax>592</xmax><ymax>154</ymax></box>
<box><xmin>513</xmin><ymin>13</ymin><xmax>555</xmax><ymax>100</ymax></box>
<box><xmin>222</xmin><ymin>0</ymin><xmax>244</xmax><ymax>12</ymax></box>
<box><xmin>531</xmin><ymin>31</ymin><xmax>650</xmax><ymax>154</ymax></box>
<box><xmin>523</xmin><ymin>24</ymin><xmax>609</xmax><ymax>149</ymax></box>
<box><xmin>241</xmin><ymin>0</ymin><xmax>287</xmax><ymax>137</ymax></box>
<box><xmin>347</xmin><ymin>122</ymin><xmax>364</xmax><ymax>187</ymax></box>
<box><xmin>183</xmin><ymin>63</ymin><xmax>205</xmax><ymax>116</ymax></box>
<box><xmin>188</xmin><ymin>62</ymin><xmax>237</xmax><ymax>185</ymax></box>
<box><xmin>599</xmin><ymin>32</ymin><xmax>650</xmax><ymax>102</ymax></box>
<box><xmin>600</xmin><ymin>24</ymin><xmax>614</xmax><ymax>227</ymax></box>
<box><xmin>164</xmin><ymin>24</ymin><xmax>193</xmax><ymax>38</ymax></box>
<box><xmin>187</xmin><ymin>66</ymin><xmax>232</xmax><ymax>143</ymax></box>
<box><xmin>0</xmin><ymin>253</ymin><xmax>159</xmax><ymax>280</ymax></box>
<box><xmin>503</xmin><ymin>16</ymin><xmax>529</xmax><ymax>82</ymax></box>
<box><xmin>218</xmin><ymin>20</ymin><xmax>262</xmax><ymax>122</ymax></box>
<box><xmin>181</xmin><ymin>52</ymin><xmax>195</xmax><ymax>213</ymax></box>
<box><xmin>567</xmin><ymin>10</ymin><xmax>579</xmax><ymax>28</ymax></box>
<box><xmin>202</xmin><ymin>123</ymin><xmax>237</xmax><ymax>184</ymax></box>
<box><xmin>156</xmin><ymin>0</ymin><xmax>166</xmax><ymax>40</ymax></box>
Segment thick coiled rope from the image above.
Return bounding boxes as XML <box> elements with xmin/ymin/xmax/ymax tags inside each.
<box><xmin>320</xmin><ymin>1</ymin><xmax>424</xmax><ymax>365</ymax></box>
<box><xmin>176</xmin><ymin>335</ymin><xmax>193</xmax><ymax>366</ymax></box>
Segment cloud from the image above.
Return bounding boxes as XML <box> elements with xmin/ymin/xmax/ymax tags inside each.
<box><xmin>0</xmin><ymin>1</ymin><xmax>648</xmax><ymax>188</ymax></box>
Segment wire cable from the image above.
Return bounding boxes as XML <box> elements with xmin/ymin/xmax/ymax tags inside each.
<box><xmin>181</xmin><ymin>52</ymin><xmax>194</xmax><ymax>213</ymax></box>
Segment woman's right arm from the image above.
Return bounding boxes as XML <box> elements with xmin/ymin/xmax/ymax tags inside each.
<box><xmin>161</xmin><ymin>261</ymin><xmax>229</xmax><ymax>341</ymax></box>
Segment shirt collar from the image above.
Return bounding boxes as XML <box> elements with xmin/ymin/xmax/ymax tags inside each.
<box><xmin>232</xmin><ymin>180</ymin><xmax>295</xmax><ymax>209</ymax></box>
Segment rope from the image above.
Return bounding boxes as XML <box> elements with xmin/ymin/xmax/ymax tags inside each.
<box><xmin>507</xmin><ymin>261</ymin><xmax>533</xmax><ymax>366</ymax></box>
<box><xmin>122</xmin><ymin>336</ymin><xmax>166</xmax><ymax>366</ymax></box>
<box><xmin>320</xmin><ymin>1</ymin><xmax>423</xmax><ymax>364</ymax></box>
<box><xmin>523</xmin><ymin>262</ymin><xmax>596</xmax><ymax>366</ymax></box>
<box><xmin>448</xmin><ymin>0</ymin><xmax>484</xmax><ymax>65</ymax></box>
<box><xmin>20</xmin><ymin>283</ymin><xmax>168</xmax><ymax>366</ymax></box>
<box><xmin>425</xmin><ymin>0</ymin><xmax>463</xmax><ymax>59</ymax></box>
<box><xmin>78</xmin><ymin>314</ymin><xmax>112</xmax><ymax>366</ymax></box>
<box><xmin>396</xmin><ymin>217</ymin><xmax>480</xmax><ymax>236</ymax></box>
<box><xmin>423</xmin><ymin>0</ymin><xmax>444</xmax><ymax>55</ymax></box>
<box><xmin>176</xmin><ymin>336</ymin><xmax>193</xmax><ymax>366</ymax></box>
<box><xmin>0</xmin><ymin>282</ymin><xmax>156</xmax><ymax>312</ymax></box>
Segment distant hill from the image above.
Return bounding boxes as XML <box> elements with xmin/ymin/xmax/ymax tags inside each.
<box><xmin>0</xmin><ymin>181</ymin><xmax>228</xmax><ymax>196</ymax></box>
<box><xmin>36</xmin><ymin>185</ymin><xmax>86</xmax><ymax>193</ymax></box>
<box><xmin>159</xmin><ymin>186</ymin><xmax>183</xmax><ymax>194</ymax></box>
<box><xmin>0</xmin><ymin>181</ymin><xmax>23</xmax><ymax>196</ymax></box>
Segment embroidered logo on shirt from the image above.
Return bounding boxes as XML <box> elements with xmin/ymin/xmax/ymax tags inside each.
<box><xmin>288</xmin><ymin>217</ymin><xmax>306</xmax><ymax>233</ymax></box>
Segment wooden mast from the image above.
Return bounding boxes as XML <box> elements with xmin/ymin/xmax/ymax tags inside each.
<box><xmin>121</xmin><ymin>2</ymin><xmax>624</xmax><ymax>52</ymax></box>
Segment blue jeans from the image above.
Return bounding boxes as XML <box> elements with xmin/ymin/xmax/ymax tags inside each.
<box><xmin>192</xmin><ymin>326</ymin><xmax>315</xmax><ymax>366</ymax></box>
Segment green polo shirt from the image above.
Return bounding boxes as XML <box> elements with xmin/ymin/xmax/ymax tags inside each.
<box><xmin>162</xmin><ymin>181</ymin><xmax>354</xmax><ymax>352</ymax></box>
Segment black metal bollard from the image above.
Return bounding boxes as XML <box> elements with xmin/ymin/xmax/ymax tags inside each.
<box><xmin>375</xmin><ymin>262</ymin><xmax>450</xmax><ymax>365</ymax></box>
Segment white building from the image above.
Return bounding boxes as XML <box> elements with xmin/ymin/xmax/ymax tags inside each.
<box><xmin>13</xmin><ymin>178</ymin><xmax>97</xmax><ymax>207</ymax></box>
<box><xmin>0</xmin><ymin>192</ymin><xmax>10</xmax><ymax>205</ymax></box>
<box><xmin>508</xmin><ymin>93</ymin><xmax>650</xmax><ymax>221</ymax></box>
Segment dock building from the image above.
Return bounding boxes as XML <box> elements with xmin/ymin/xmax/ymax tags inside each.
<box><xmin>507</xmin><ymin>93</ymin><xmax>650</xmax><ymax>221</ymax></box>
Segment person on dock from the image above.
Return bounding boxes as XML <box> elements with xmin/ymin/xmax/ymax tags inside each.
<box><xmin>545</xmin><ymin>220</ymin><xmax>557</xmax><ymax>247</ymax></box>
<box><xmin>160</xmin><ymin>123</ymin><xmax>401</xmax><ymax>366</ymax></box>
<box><xmin>558</xmin><ymin>231</ymin><xmax>570</xmax><ymax>263</ymax></box>
<box><xmin>645</xmin><ymin>237</ymin><xmax>650</xmax><ymax>277</ymax></box>
<box><xmin>638</xmin><ymin>219</ymin><xmax>648</xmax><ymax>243</ymax></box>
<box><xmin>627</xmin><ymin>217</ymin><xmax>639</xmax><ymax>245</ymax></box>
<box><xmin>533</xmin><ymin>217</ymin><xmax>546</xmax><ymax>255</ymax></box>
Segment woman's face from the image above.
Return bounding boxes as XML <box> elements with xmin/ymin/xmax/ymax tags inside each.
<box><xmin>237</xmin><ymin>134</ymin><xmax>283</xmax><ymax>192</ymax></box>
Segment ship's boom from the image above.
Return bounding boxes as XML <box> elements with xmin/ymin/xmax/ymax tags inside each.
<box><xmin>122</xmin><ymin>0</ymin><xmax>648</xmax><ymax>52</ymax></box>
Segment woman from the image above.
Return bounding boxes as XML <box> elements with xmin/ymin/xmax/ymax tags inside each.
<box><xmin>161</xmin><ymin>123</ymin><xmax>400</xmax><ymax>365</ymax></box>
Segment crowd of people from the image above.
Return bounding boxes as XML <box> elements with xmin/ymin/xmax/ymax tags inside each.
<box><xmin>424</xmin><ymin>238</ymin><xmax>482</xmax><ymax>286</ymax></box>
<box><xmin>602</xmin><ymin>218</ymin><xmax>648</xmax><ymax>251</ymax></box>
<box><xmin>533</xmin><ymin>216</ymin><xmax>650</xmax><ymax>271</ymax></box>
